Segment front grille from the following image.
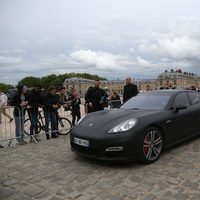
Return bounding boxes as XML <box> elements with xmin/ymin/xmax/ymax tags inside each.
<box><xmin>71</xmin><ymin>142</ymin><xmax>100</xmax><ymax>157</ymax></box>
<box><xmin>105</xmin><ymin>150</ymin><xmax>124</xmax><ymax>158</ymax></box>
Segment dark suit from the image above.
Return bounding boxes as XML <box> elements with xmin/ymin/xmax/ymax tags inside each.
<box><xmin>123</xmin><ymin>83</ymin><xmax>138</xmax><ymax>102</ymax></box>
<box><xmin>86</xmin><ymin>86</ymin><xmax>105</xmax><ymax>112</ymax></box>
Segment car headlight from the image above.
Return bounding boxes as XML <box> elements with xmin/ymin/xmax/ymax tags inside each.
<box><xmin>107</xmin><ymin>118</ymin><xmax>138</xmax><ymax>133</ymax></box>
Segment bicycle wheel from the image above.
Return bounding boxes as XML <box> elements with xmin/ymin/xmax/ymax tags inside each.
<box><xmin>24</xmin><ymin>118</ymin><xmax>42</xmax><ymax>136</ymax></box>
<box><xmin>58</xmin><ymin>117</ymin><xmax>72</xmax><ymax>135</ymax></box>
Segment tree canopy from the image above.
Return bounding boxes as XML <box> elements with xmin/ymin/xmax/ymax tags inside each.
<box><xmin>0</xmin><ymin>83</ymin><xmax>14</xmax><ymax>93</ymax></box>
<box><xmin>18</xmin><ymin>73</ymin><xmax>107</xmax><ymax>89</ymax></box>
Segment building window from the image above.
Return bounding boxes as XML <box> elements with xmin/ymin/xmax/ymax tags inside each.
<box><xmin>174</xmin><ymin>80</ymin><xmax>176</xmax><ymax>86</ymax></box>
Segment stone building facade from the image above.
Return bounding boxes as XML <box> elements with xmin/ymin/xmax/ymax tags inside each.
<box><xmin>137</xmin><ymin>79</ymin><xmax>157</xmax><ymax>91</ymax></box>
<box><xmin>139</xmin><ymin>69</ymin><xmax>200</xmax><ymax>91</ymax></box>
<box><xmin>64</xmin><ymin>69</ymin><xmax>200</xmax><ymax>96</ymax></box>
<box><xmin>64</xmin><ymin>77</ymin><xmax>124</xmax><ymax>96</ymax></box>
<box><xmin>156</xmin><ymin>69</ymin><xmax>200</xmax><ymax>89</ymax></box>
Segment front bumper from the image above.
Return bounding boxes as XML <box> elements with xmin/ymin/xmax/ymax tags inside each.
<box><xmin>70</xmin><ymin>127</ymin><xmax>140</xmax><ymax>161</ymax></box>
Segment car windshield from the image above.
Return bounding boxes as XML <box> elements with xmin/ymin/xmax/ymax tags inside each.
<box><xmin>121</xmin><ymin>92</ymin><xmax>171</xmax><ymax>110</ymax></box>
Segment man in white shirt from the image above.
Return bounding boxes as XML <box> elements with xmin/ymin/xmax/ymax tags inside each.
<box><xmin>0</xmin><ymin>90</ymin><xmax>13</xmax><ymax>123</ymax></box>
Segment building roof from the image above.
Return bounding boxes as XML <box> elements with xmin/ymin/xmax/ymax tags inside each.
<box><xmin>64</xmin><ymin>77</ymin><xmax>94</xmax><ymax>83</ymax></box>
<box><xmin>64</xmin><ymin>77</ymin><xmax>124</xmax><ymax>84</ymax></box>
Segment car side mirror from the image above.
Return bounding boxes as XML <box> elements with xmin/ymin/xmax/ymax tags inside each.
<box><xmin>174</xmin><ymin>103</ymin><xmax>187</xmax><ymax>111</ymax></box>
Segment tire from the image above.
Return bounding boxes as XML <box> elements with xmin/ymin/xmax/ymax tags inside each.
<box><xmin>139</xmin><ymin>127</ymin><xmax>163</xmax><ymax>164</ymax></box>
<box><xmin>23</xmin><ymin>118</ymin><xmax>42</xmax><ymax>136</ymax></box>
<box><xmin>58</xmin><ymin>117</ymin><xmax>72</xmax><ymax>135</ymax></box>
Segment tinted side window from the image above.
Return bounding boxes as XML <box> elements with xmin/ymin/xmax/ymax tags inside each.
<box><xmin>173</xmin><ymin>93</ymin><xmax>190</xmax><ymax>107</ymax></box>
<box><xmin>188</xmin><ymin>92</ymin><xmax>200</xmax><ymax>105</ymax></box>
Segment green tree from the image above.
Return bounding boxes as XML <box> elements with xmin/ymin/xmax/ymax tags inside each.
<box><xmin>58</xmin><ymin>73</ymin><xmax>71</xmax><ymax>83</ymax></box>
<box><xmin>17</xmin><ymin>73</ymin><xmax>107</xmax><ymax>90</ymax></box>
<box><xmin>0</xmin><ymin>83</ymin><xmax>14</xmax><ymax>93</ymax></box>
<box><xmin>40</xmin><ymin>74</ymin><xmax>57</xmax><ymax>89</ymax></box>
<box><xmin>18</xmin><ymin>76</ymin><xmax>41</xmax><ymax>88</ymax></box>
<box><xmin>49</xmin><ymin>78</ymin><xmax>63</xmax><ymax>89</ymax></box>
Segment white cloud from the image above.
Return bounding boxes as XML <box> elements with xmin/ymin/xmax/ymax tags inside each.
<box><xmin>137</xmin><ymin>57</ymin><xmax>150</xmax><ymax>66</ymax></box>
<box><xmin>70</xmin><ymin>49</ymin><xmax>127</xmax><ymax>71</ymax></box>
<box><xmin>139</xmin><ymin>37</ymin><xmax>200</xmax><ymax>61</ymax></box>
<box><xmin>170</xmin><ymin>16</ymin><xmax>200</xmax><ymax>39</ymax></box>
<box><xmin>138</xmin><ymin>16</ymin><xmax>200</xmax><ymax>68</ymax></box>
<box><xmin>0</xmin><ymin>56</ymin><xmax>22</xmax><ymax>66</ymax></box>
<box><xmin>0</xmin><ymin>49</ymin><xmax>26</xmax><ymax>54</ymax></box>
<box><xmin>159</xmin><ymin>37</ymin><xmax>200</xmax><ymax>60</ymax></box>
<box><xmin>1</xmin><ymin>0</ymin><xmax>200</xmax><ymax>84</ymax></box>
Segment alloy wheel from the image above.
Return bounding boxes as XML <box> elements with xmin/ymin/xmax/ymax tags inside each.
<box><xmin>143</xmin><ymin>128</ymin><xmax>163</xmax><ymax>162</ymax></box>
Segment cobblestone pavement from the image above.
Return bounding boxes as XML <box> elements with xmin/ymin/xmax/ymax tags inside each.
<box><xmin>0</xmin><ymin>135</ymin><xmax>200</xmax><ymax>200</ymax></box>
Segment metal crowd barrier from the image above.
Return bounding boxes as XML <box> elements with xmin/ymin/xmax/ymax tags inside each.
<box><xmin>0</xmin><ymin>100</ymin><xmax>122</xmax><ymax>148</ymax></box>
<box><xmin>0</xmin><ymin>106</ymin><xmax>19</xmax><ymax>147</ymax></box>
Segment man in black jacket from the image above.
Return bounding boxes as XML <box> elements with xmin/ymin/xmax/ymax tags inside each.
<box><xmin>123</xmin><ymin>77</ymin><xmax>138</xmax><ymax>103</ymax></box>
<box><xmin>43</xmin><ymin>86</ymin><xmax>60</xmax><ymax>139</ymax></box>
<box><xmin>86</xmin><ymin>80</ymin><xmax>106</xmax><ymax>113</ymax></box>
<box><xmin>27</xmin><ymin>85</ymin><xmax>43</xmax><ymax>142</ymax></box>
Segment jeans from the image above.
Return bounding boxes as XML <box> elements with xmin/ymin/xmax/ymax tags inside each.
<box><xmin>29</xmin><ymin>111</ymin><xmax>38</xmax><ymax>136</ymax></box>
<box><xmin>72</xmin><ymin>111</ymin><xmax>81</xmax><ymax>126</ymax></box>
<box><xmin>14</xmin><ymin>115</ymin><xmax>24</xmax><ymax>142</ymax></box>
<box><xmin>44</xmin><ymin>110</ymin><xmax>58</xmax><ymax>135</ymax></box>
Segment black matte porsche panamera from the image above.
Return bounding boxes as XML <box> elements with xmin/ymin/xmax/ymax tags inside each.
<box><xmin>70</xmin><ymin>90</ymin><xmax>200</xmax><ymax>164</ymax></box>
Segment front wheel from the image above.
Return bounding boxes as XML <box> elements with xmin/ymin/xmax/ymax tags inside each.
<box><xmin>139</xmin><ymin>127</ymin><xmax>163</xmax><ymax>164</ymax></box>
<box><xmin>24</xmin><ymin>118</ymin><xmax>42</xmax><ymax>136</ymax></box>
<box><xmin>58</xmin><ymin>117</ymin><xmax>72</xmax><ymax>135</ymax></box>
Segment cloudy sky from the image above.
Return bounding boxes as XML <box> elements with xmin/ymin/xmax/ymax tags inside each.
<box><xmin>1</xmin><ymin>0</ymin><xmax>200</xmax><ymax>84</ymax></box>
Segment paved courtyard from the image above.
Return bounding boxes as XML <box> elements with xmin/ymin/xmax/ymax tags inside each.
<box><xmin>0</xmin><ymin>134</ymin><xmax>200</xmax><ymax>200</ymax></box>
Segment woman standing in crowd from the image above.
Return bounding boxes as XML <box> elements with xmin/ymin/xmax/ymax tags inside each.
<box><xmin>110</xmin><ymin>89</ymin><xmax>121</xmax><ymax>108</ymax></box>
<box><xmin>57</xmin><ymin>86</ymin><xmax>70</xmax><ymax>110</ymax></box>
<box><xmin>12</xmin><ymin>85</ymin><xmax>28</xmax><ymax>144</ymax></box>
<box><xmin>70</xmin><ymin>90</ymin><xmax>81</xmax><ymax>126</ymax></box>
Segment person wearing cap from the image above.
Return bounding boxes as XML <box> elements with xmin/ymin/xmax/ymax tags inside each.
<box><xmin>12</xmin><ymin>85</ymin><xmax>28</xmax><ymax>144</ymax></box>
<box><xmin>123</xmin><ymin>77</ymin><xmax>138</xmax><ymax>103</ymax></box>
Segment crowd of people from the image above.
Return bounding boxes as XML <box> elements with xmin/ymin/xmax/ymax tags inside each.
<box><xmin>0</xmin><ymin>85</ymin><xmax>83</xmax><ymax>145</ymax></box>
<box><xmin>84</xmin><ymin>77</ymin><xmax>138</xmax><ymax>112</ymax></box>
<box><xmin>0</xmin><ymin>77</ymin><xmax>140</xmax><ymax>146</ymax></box>
<box><xmin>6</xmin><ymin>76</ymin><xmax>195</xmax><ymax>147</ymax></box>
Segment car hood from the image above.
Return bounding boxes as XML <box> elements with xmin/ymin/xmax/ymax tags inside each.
<box><xmin>77</xmin><ymin>108</ymin><xmax>160</xmax><ymax>131</ymax></box>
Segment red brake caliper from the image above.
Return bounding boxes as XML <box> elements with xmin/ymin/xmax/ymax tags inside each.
<box><xmin>143</xmin><ymin>137</ymin><xmax>148</xmax><ymax>156</ymax></box>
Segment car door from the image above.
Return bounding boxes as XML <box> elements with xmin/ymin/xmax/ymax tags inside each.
<box><xmin>187</xmin><ymin>91</ymin><xmax>200</xmax><ymax>134</ymax></box>
<box><xmin>167</xmin><ymin>92</ymin><xmax>194</xmax><ymax>143</ymax></box>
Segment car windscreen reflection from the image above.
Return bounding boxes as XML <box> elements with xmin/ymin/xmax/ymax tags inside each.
<box><xmin>121</xmin><ymin>93</ymin><xmax>171</xmax><ymax>110</ymax></box>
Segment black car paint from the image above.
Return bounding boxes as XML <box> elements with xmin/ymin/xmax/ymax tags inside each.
<box><xmin>70</xmin><ymin>90</ymin><xmax>200</xmax><ymax>162</ymax></box>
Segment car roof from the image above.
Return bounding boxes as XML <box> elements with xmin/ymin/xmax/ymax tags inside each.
<box><xmin>140</xmin><ymin>89</ymin><xmax>197</xmax><ymax>95</ymax></box>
